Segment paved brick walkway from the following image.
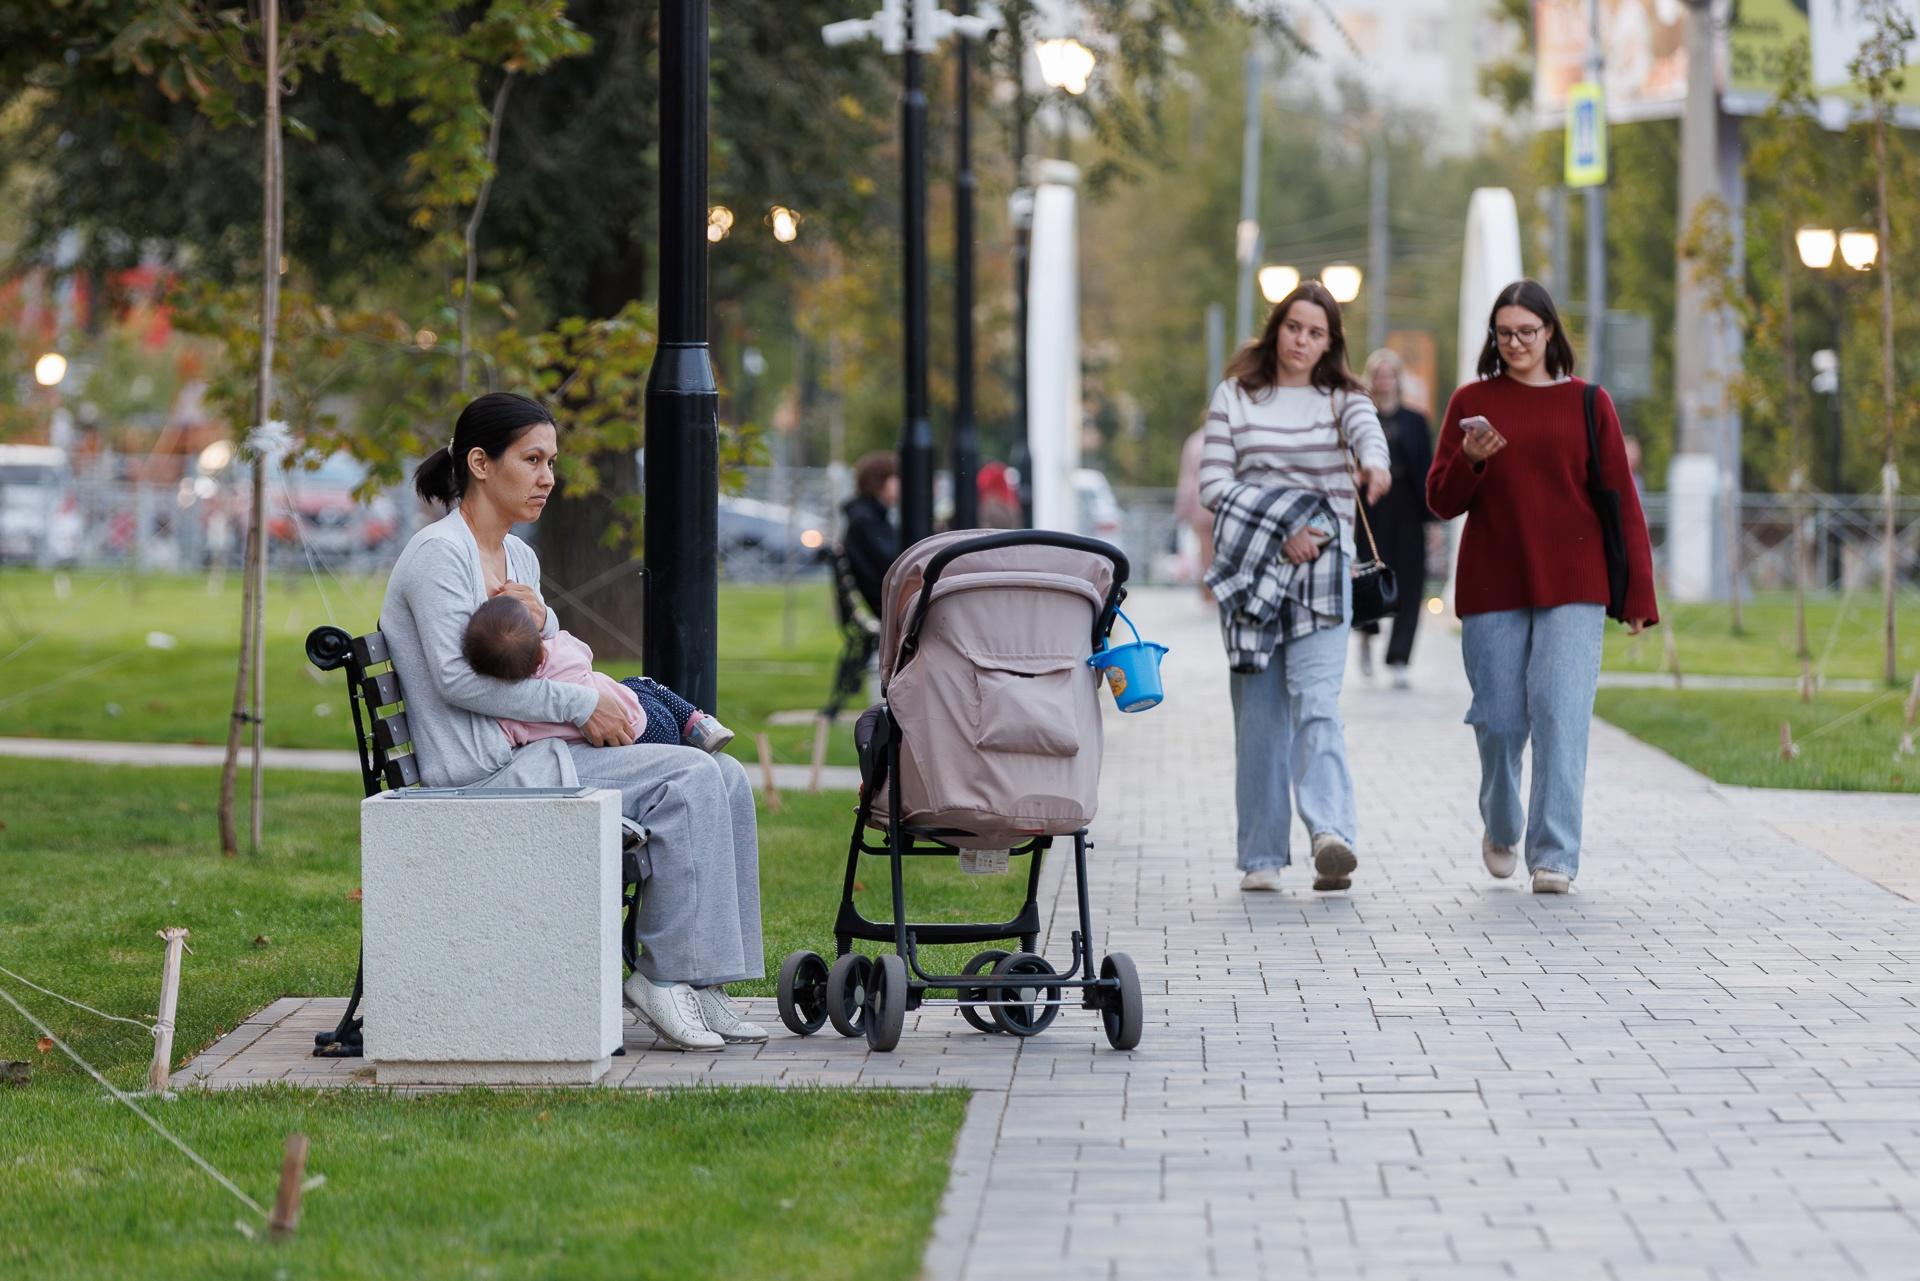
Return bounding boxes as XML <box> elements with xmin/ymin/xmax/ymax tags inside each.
<box><xmin>928</xmin><ymin>589</ymin><xmax>1920</xmax><ymax>1281</ymax></box>
<box><xmin>180</xmin><ymin>587</ymin><xmax>1920</xmax><ymax>1279</ymax></box>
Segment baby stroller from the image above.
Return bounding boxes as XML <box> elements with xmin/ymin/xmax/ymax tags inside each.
<box><xmin>774</xmin><ymin>529</ymin><xmax>1145</xmax><ymax>1052</ymax></box>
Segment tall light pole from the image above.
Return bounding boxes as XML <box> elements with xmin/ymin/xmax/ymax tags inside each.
<box><xmin>950</xmin><ymin>1</ymin><xmax>1002</xmax><ymax>531</ymax></box>
<box><xmin>1233</xmin><ymin>46</ymin><xmax>1266</xmax><ymax>343</ymax></box>
<box><xmin>825</xmin><ymin>0</ymin><xmax>998</xmax><ymax>548</ymax></box>
<box><xmin>1585</xmin><ymin>0</ymin><xmax>1607</xmax><ymax>385</ymax></box>
<box><xmin>645</xmin><ymin>0</ymin><xmax>721</xmax><ymax>712</ymax></box>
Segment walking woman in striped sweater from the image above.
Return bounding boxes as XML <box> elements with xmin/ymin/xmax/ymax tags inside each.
<box><xmin>1201</xmin><ymin>281</ymin><xmax>1392</xmax><ymax>893</ymax></box>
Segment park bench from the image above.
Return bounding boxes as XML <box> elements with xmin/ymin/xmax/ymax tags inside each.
<box><xmin>304</xmin><ymin>624</ymin><xmax>647</xmax><ymax>1073</ymax></box>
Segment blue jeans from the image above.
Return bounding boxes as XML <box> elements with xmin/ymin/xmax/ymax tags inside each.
<box><xmin>1460</xmin><ymin>605</ymin><xmax>1605</xmax><ymax>879</ymax></box>
<box><xmin>1227</xmin><ymin>591</ymin><xmax>1357</xmax><ymax>872</ymax></box>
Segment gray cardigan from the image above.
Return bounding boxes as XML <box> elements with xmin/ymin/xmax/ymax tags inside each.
<box><xmin>379</xmin><ymin>508</ymin><xmax>598</xmax><ymax>788</ymax></box>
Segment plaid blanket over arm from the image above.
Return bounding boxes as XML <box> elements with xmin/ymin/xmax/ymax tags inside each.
<box><xmin>1204</xmin><ymin>482</ymin><xmax>1348</xmax><ymax>673</ymax></box>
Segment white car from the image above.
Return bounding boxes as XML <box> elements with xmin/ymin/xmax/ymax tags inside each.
<box><xmin>0</xmin><ymin>444</ymin><xmax>81</xmax><ymax>566</ymax></box>
<box><xmin>1072</xmin><ymin>467</ymin><xmax>1123</xmax><ymax>548</ymax></box>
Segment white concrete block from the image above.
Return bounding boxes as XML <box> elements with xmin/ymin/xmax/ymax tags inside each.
<box><xmin>360</xmin><ymin>787</ymin><xmax>622</xmax><ymax>1085</ymax></box>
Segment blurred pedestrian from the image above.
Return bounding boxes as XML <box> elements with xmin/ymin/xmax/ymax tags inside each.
<box><xmin>976</xmin><ymin>461</ymin><xmax>1023</xmax><ymax>529</ymax></box>
<box><xmin>1201</xmin><ymin>281</ymin><xmax>1391</xmax><ymax>895</ymax></box>
<box><xmin>842</xmin><ymin>450</ymin><xmax>900</xmax><ymax>617</ymax></box>
<box><xmin>1427</xmin><ymin>280</ymin><xmax>1659</xmax><ymax>895</ymax></box>
<box><xmin>1354</xmin><ymin>349</ymin><xmax>1437</xmax><ymax>687</ymax></box>
<box><xmin>1173</xmin><ymin>427</ymin><xmax>1214</xmax><ymax>602</ymax></box>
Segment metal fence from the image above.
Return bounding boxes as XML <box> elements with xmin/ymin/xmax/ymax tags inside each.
<box><xmin>11</xmin><ymin>460</ymin><xmax>1919</xmax><ymax>596</ymax></box>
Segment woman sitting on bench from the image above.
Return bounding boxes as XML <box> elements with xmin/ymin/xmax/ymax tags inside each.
<box><xmin>381</xmin><ymin>391</ymin><xmax>764</xmax><ymax>1053</ymax></box>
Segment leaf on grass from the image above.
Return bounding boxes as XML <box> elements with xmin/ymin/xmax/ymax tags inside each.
<box><xmin>252</xmin><ymin>935</ymin><xmax>272</xmax><ymax>948</ymax></box>
<box><xmin>35</xmin><ymin>1037</ymin><xmax>53</xmax><ymax>1055</ymax></box>
<box><xmin>346</xmin><ymin>888</ymin><xmax>363</xmax><ymax>903</ymax></box>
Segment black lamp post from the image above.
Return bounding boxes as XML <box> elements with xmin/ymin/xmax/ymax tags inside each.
<box><xmin>644</xmin><ymin>0</ymin><xmax>720</xmax><ymax>712</ymax></box>
<box><xmin>950</xmin><ymin>0</ymin><xmax>981</xmax><ymax>531</ymax></box>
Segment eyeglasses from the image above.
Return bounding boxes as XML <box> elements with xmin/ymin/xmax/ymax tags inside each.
<box><xmin>1492</xmin><ymin>324</ymin><xmax>1544</xmax><ymax>346</ymax></box>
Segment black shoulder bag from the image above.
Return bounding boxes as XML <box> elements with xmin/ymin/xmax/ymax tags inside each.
<box><xmin>1334</xmin><ymin>394</ymin><xmax>1398</xmax><ymax>629</ymax></box>
<box><xmin>1582</xmin><ymin>383</ymin><xmax>1631</xmax><ymax>622</ymax></box>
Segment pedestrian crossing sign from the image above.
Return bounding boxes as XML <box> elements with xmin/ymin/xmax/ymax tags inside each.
<box><xmin>1565</xmin><ymin>81</ymin><xmax>1607</xmax><ymax>188</ymax></box>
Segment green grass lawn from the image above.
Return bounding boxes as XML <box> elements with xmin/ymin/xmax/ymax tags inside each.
<box><xmin>1595</xmin><ymin>687</ymin><xmax>1919</xmax><ymax>794</ymax></box>
<box><xmin>1604</xmin><ymin>592</ymin><xmax>1920</xmax><ymax>681</ymax></box>
<box><xmin>0</xmin><ymin>758</ymin><xmax>1040</xmax><ymax>1278</ymax></box>
<box><xmin>0</xmin><ymin>568</ymin><xmax>860</xmax><ymax>767</ymax></box>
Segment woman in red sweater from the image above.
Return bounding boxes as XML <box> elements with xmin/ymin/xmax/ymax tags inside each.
<box><xmin>1427</xmin><ymin>280</ymin><xmax>1658</xmax><ymax>894</ymax></box>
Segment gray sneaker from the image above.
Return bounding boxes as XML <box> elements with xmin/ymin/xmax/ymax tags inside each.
<box><xmin>1239</xmin><ymin>867</ymin><xmax>1285</xmax><ymax>892</ymax></box>
<box><xmin>1531</xmin><ymin>868</ymin><xmax>1572</xmax><ymax>895</ymax></box>
<box><xmin>684</xmin><ymin>715</ymin><xmax>735</xmax><ymax>754</ymax></box>
<box><xmin>1311</xmin><ymin>833</ymin><xmax>1357</xmax><ymax>891</ymax></box>
<box><xmin>623</xmin><ymin>975</ymin><xmax>724</xmax><ymax>1051</ymax></box>
<box><xmin>694</xmin><ymin>986</ymin><xmax>769</xmax><ymax>1043</ymax></box>
<box><xmin>1482</xmin><ymin>835</ymin><xmax>1518</xmax><ymax>879</ymax></box>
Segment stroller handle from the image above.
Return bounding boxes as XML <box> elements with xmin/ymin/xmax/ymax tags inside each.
<box><xmin>897</xmin><ymin>531</ymin><xmax>1131</xmax><ymax>668</ymax></box>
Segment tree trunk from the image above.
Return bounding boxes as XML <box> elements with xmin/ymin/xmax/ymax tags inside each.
<box><xmin>1874</xmin><ymin>103</ymin><xmax>1898</xmax><ymax>686</ymax></box>
<box><xmin>536</xmin><ymin>457</ymin><xmax>648</xmax><ymax>661</ymax></box>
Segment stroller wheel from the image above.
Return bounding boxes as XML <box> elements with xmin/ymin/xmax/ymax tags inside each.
<box><xmin>825</xmin><ymin>953</ymin><xmax>874</xmax><ymax>1038</ymax></box>
<box><xmin>958</xmin><ymin>950</ymin><xmax>1011</xmax><ymax>1034</ymax></box>
<box><xmin>864</xmin><ymin>953</ymin><xmax>907</xmax><ymax>1053</ymax></box>
<box><xmin>989</xmin><ymin>952</ymin><xmax>1062</xmax><ymax>1037</ymax></box>
<box><xmin>776</xmin><ymin>951</ymin><xmax>830</xmax><ymax>1036</ymax></box>
<box><xmin>1099</xmin><ymin>953</ymin><xmax>1144</xmax><ymax>1051</ymax></box>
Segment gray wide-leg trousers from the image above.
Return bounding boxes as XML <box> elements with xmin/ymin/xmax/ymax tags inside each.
<box><xmin>567</xmin><ymin>742</ymin><xmax>764</xmax><ymax>987</ymax></box>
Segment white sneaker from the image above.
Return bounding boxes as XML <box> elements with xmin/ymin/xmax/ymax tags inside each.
<box><xmin>1482</xmin><ymin>836</ymin><xmax>1518</xmax><ymax>879</ymax></box>
<box><xmin>694</xmin><ymin>986</ymin><xmax>769</xmax><ymax>1043</ymax></box>
<box><xmin>1390</xmin><ymin>668</ymin><xmax>1411</xmax><ymax>690</ymax></box>
<box><xmin>623</xmin><ymin>975</ymin><xmax>724</xmax><ymax>1051</ymax></box>
<box><xmin>1239</xmin><ymin>867</ymin><xmax>1285</xmax><ymax>892</ymax></box>
<box><xmin>1310</xmin><ymin>832</ymin><xmax>1357</xmax><ymax>891</ymax></box>
<box><xmin>1531</xmin><ymin>868</ymin><xmax>1572</xmax><ymax>894</ymax></box>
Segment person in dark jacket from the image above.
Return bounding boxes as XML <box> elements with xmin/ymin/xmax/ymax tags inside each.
<box><xmin>842</xmin><ymin>451</ymin><xmax>900</xmax><ymax>617</ymax></box>
<box><xmin>1355</xmin><ymin>349</ymin><xmax>1438</xmax><ymax>687</ymax></box>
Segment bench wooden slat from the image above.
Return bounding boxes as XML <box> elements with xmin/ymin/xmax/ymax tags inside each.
<box><xmin>382</xmin><ymin>752</ymin><xmax>420</xmax><ymax>789</ymax></box>
<box><xmin>360</xmin><ymin>672</ymin><xmax>403</xmax><ymax>709</ymax></box>
<box><xmin>372</xmin><ymin>711</ymin><xmax>411</xmax><ymax>755</ymax></box>
<box><xmin>351</xmin><ymin>632</ymin><xmax>390</xmax><ymax>666</ymax></box>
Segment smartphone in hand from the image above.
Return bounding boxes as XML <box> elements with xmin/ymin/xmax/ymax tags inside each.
<box><xmin>1460</xmin><ymin>415</ymin><xmax>1493</xmax><ymax>436</ymax></box>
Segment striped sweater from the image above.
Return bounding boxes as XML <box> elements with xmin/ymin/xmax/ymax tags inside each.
<box><xmin>1198</xmin><ymin>380</ymin><xmax>1390</xmax><ymax>557</ymax></box>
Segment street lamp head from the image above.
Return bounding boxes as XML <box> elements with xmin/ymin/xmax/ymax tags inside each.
<box><xmin>33</xmin><ymin>352</ymin><xmax>67</xmax><ymax>388</ymax></box>
<box><xmin>768</xmin><ymin>206</ymin><xmax>801</xmax><ymax>243</ymax></box>
<box><xmin>707</xmin><ymin>205</ymin><xmax>735</xmax><ymax>243</ymax></box>
<box><xmin>1839</xmin><ymin>228</ymin><xmax>1878</xmax><ymax>271</ymax></box>
<box><xmin>1795</xmin><ymin>227</ymin><xmax>1837</xmax><ymax>270</ymax></box>
<box><xmin>1035</xmin><ymin>37</ymin><xmax>1096</xmax><ymax>95</ymax></box>
<box><xmin>1320</xmin><ymin>263</ymin><xmax>1364</xmax><ymax>304</ymax></box>
<box><xmin>1257</xmin><ymin>265</ymin><xmax>1301</xmax><ymax>305</ymax></box>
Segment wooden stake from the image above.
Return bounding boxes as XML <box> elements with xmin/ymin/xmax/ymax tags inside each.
<box><xmin>1799</xmin><ymin>657</ymin><xmax>1815</xmax><ymax>705</ymax></box>
<box><xmin>1663</xmin><ymin>622</ymin><xmax>1683</xmax><ymax>690</ymax></box>
<box><xmin>268</xmin><ymin>1132</ymin><xmax>309</xmax><ymax>1240</ymax></box>
<box><xmin>1779</xmin><ymin>721</ymin><xmax>1800</xmax><ymax>761</ymax></box>
<box><xmin>1904</xmin><ymin>673</ymin><xmax>1920</xmax><ymax>730</ymax></box>
<box><xmin>809</xmin><ymin>713</ymin><xmax>830</xmax><ymax>794</ymax></box>
<box><xmin>148</xmin><ymin>927</ymin><xmax>191</xmax><ymax>1095</ymax></box>
<box><xmin>755</xmin><ymin>733</ymin><xmax>782</xmax><ymax>813</ymax></box>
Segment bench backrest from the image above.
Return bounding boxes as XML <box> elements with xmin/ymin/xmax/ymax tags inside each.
<box><xmin>305</xmin><ymin>625</ymin><xmax>420</xmax><ymax>798</ymax></box>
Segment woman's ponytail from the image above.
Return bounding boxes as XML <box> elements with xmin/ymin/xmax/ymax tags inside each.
<box><xmin>413</xmin><ymin>446</ymin><xmax>460</xmax><ymax>506</ymax></box>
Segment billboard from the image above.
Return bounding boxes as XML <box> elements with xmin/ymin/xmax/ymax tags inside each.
<box><xmin>1535</xmin><ymin>0</ymin><xmax>1920</xmax><ymax>124</ymax></box>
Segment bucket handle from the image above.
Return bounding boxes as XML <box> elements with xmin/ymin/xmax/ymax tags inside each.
<box><xmin>1095</xmin><ymin>609</ymin><xmax>1146</xmax><ymax>656</ymax></box>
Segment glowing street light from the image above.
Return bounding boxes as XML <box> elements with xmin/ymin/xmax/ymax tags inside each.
<box><xmin>33</xmin><ymin>352</ymin><xmax>67</xmax><ymax>388</ymax></box>
<box><xmin>707</xmin><ymin>205</ymin><xmax>735</xmax><ymax>243</ymax></box>
<box><xmin>1257</xmin><ymin>265</ymin><xmax>1300</xmax><ymax>304</ymax></box>
<box><xmin>1795</xmin><ymin>227</ymin><xmax>1838</xmax><ymax>270</ymax></box>
<box><xmin>768</xmin><ymin>205</ymin><xmax>801</xmax><ymax>244</ymax></box>
<box><xmin>1320</xmin><ymin>263</ymin><xmax>1363</xmax><ymax>304</ymax></box>
<box><xmin>1035</xmin><ymin>37</ymin><xmax>1096</xmax><ymax>95</ymax></box>
<box><xmin>1839</xmin><ymin>228</ymin><xmax>1879</xmax><ymax>271</ymax></box>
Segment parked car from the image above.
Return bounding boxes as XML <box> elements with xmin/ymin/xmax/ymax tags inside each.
<box><xmin>0</xmin><ymin>444</ymin><xmax>82</xmax><ymax>566</ymax></box>
<box><xmin>264</xmin><ymin>453</ymin><xmax>401</xmax><ymax>564</ymax></box>
<box><xmin>718</xmin><ymin>495</ymin><xmax>832</xmax><ymax>577</ymax></box>
<box><xmin>1072</xmin><ymin>467</ymin><xmax>1123</xmax><ymax>548</ymax></box>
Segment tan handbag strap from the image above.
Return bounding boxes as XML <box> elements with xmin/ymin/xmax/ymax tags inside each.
<box><xmin>1332</xmin><ymin>391</ymin><xmax>1385</xmax><ymax>565</ymax></box>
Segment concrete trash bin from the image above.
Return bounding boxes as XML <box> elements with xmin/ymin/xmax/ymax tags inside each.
<box><xmin>360</xmin><ymin>786</ymin><xmax>623</xmax><ymax>1085</ymax></box>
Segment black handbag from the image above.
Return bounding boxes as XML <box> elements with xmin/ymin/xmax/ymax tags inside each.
<box><xmin>1581</xmin><ymin>384</ymin><xmax>1631</xmax><ymax>622</ymax></box>
<box><xmin>1334</xmin><ymin>396</ymin><xmax>1399</xmax><ymax>629</ymax></box>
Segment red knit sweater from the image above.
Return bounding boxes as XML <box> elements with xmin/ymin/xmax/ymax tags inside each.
<box><xmin>1427</xmin><ymin>376</ymin><xmax>1659</xmax><ymax>623</ymax></box>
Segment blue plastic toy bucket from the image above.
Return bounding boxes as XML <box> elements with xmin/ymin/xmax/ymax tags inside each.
<box><xmin>1088</xmin><ymin>609</ymin><xmax>1169</xmax><ymax>712</ymax></box>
